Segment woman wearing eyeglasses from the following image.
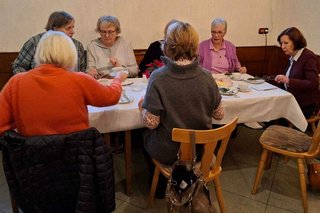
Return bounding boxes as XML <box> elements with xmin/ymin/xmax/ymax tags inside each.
<box><xmin>198</xmin><ymin>18</ymin><xmax>246</xmax><ymax>74</ymax></box>
<box><xmin>87</xmin><ymin>16</ymin><xmax>138</xmax><ymax>78</ymax></box>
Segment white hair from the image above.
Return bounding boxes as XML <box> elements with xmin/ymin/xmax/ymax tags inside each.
<box><xmin>35</xmin><ymin>30</ymin><xmax>77</xmax><ymax>71</ymax></box>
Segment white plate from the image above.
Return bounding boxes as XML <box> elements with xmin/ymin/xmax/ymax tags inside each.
<box><xmin>122</xmin><ymin>79</ymin><xmax>134</xmax><ymax>86</ymax></box>
<box><xmin>239</xmin><ymin>88</ymin><xmax>251</xmax><ymax>93</ymax></box>
<box><xmin>219</xmin><ymin>87</ymin><xmax>238</xmax><ymax>96</ymax></box>
<box><xmin>119</xmin><ymin>94</ymin><xmax>134</xmax><ymax>104</ymax></box>
<box><xmin>245</xmin><ymin>78</ymin><xmax>265</xmax><ymax>84</ymax></box>
<box><xmin>97</xmin><ymin>78</ymin><xmax>111</xmax><ymax>86</ymax></box>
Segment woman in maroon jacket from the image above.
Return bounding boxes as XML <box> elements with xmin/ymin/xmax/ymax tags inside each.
<box><xmin>275</xmin><ymin>27</ymin><xmax>319</xmax><ymax>118</ymax></box>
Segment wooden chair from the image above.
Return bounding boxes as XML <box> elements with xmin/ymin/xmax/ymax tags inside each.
<box><xmin>252</xmin><ymin>123</ymin><xmax>320</xmax><ymax>213</ymax></box>
<box><xmin>307</xmin><ymin>107</ymin><xmax>320</xmax><ymax>133</ymax></box>
<box><xmin>148</xmin><ymin>117</ymin><xmax>238</xmax><ymax>213</ymax></box>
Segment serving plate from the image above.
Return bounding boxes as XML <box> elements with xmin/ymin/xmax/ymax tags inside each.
<box><xmin>219</xmin><ymin>87</ymin><xmax>238</xmax><ymax>96</ymax></box>
<box><xmin>245</xmin><ymin>77</ymin><xmax>265</xmax><ymax>84</ymax></box>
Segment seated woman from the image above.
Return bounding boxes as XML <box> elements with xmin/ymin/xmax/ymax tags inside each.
<box><xmin>138</xmin><ymin>20</ymin><xmax>224</xmax><ymax>197</ymax></box>
<box><xmin>138</xmin><ymin>19</ymin><xmax>178</xmax><ymax>76</ymax></box>
<box><xmin>275</xmin><ymin>27</ymin><xmax>319</xmax><ymax>118</ymax></box>
<box><xmin>198</xmin><ymin>18</ymin><xmax>247</xmax><ymax>74</ymax></box>
<box><xmin>87</xmin><ymin>16</ymin><xmax>138</xmax><ymax>78</ymax></box>
<box><xmin>0</xmin><ymin>31</ymin><xmax>127</xmax><ymax>136</ymax></box>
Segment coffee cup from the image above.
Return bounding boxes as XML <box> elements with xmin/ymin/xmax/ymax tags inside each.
<box><xmin>238</xmin><ymin>81</ymin><xmax>250</xmax><ymax>92</ymax></box>
<box><xmin>232</xmin><ymin>72</ymin><xmax>242</xmax><ymax>81</ymax></box>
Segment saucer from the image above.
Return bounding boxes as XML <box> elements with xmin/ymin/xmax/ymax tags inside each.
<box><xmin>122</xmin><ymin>79</ymin><xmax>134</xmax><ymax>86</ymax></box>
<box><xmin>239</xmin><ymin>88</ymin><xmax>251</xmax><ymax>93</ymax></box>
<box><xmin>97</xmin><ymin>78</ymin><xmax>111</xmax><ymax>86</ymax></box>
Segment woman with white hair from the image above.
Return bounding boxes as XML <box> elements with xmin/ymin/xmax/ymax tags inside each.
<box><xmin>87</xmin><ymin>16</ymin><xmax>138</xmax><ymax>78</ymax></box>
<box><xmin>198</xmin><ymin>18</ymin><xmax>247</xmax><ymax>74</ymax></box>
<box><xmin>0</xmin><ymin>31</ymin><xmax>127</xmax><ymax>136</ymax></box>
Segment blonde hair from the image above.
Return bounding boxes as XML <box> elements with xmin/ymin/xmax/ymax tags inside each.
<box><xmin>35</xmin><ymin>31</ymin><xmax>77</xmax><ymax>70</ymax></box>
<box><xmin>163</xmin><ymin>21</ymin><xmax>199</xmax><ymax>61</ymax></box>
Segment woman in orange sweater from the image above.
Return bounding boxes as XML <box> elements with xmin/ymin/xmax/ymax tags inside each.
<box><xmin>0</xmin><ymin>31</ymin><xmax>127</xmax><ymax>136</ymax></box>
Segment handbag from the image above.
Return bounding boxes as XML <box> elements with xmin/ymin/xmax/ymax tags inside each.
<box><xmin>166</xmin><ymin>131</ymin><xmax>217</xmax><ymax>213</ymax></box>
<box><xmin>308</xmin><ymin>163</ymin><xmax>320</xmax><ymax>190</ymax></box>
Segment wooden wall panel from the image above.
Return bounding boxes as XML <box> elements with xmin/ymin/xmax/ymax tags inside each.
<box><xmin>0</xmin><ymin>53</ymin><xmax>16</xmax><ymax>90</ymax></box>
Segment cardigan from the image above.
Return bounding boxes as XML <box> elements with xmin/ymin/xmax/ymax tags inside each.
<box><xmin>198</xmin><ymin>38</ymin><xmax>241</xmax><ymax>73</ymax></box>
<box><xmin>0</xmin><ymin>64</ymin><xmax>122</xmax><ymax>136</ymax></box>
<box><xmin>138</xmin><ymin>40</ymin><xmax>164</xmax><ymax>74</ymax></box>
<box><xmin>283</xmin><ymin>48</ymin><xmax>319</xmax><ymax>108</ymax></box>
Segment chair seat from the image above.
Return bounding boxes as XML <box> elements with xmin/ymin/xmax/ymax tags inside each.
<box><xmin>260</xmin><ymin>125</ymin><xmax>312</xmax><ymax>152</ymax></box>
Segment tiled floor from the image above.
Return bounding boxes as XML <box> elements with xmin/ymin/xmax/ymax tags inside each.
<box><xmin>1</xmin><ymin>125</ymin><xmax>319</xmax><ymax>213</ymax></box>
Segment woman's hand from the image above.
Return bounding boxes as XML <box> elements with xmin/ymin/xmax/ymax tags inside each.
<box><xmin>238</xmin><ymin>66</ymin><xmax>247</xmax><ymax>74</ymax></box>
<box><xmin>110</xmin><ymin>57</ymin><xmax>121</xmax><ymax>67</ymax></box>
<box><xmin>138</xmin><ymin>97</ymin><xmax>144</xmax><ymax>111</ymax></box>
<box><xmin>275</xmin><ymin>75</ymin><xmax>289</xmax><ymax>84</ymax></box>
<box><xmin>87</xmin><ymin>68</ymin><xmax>100</xmax><ymax>79</ymax></box>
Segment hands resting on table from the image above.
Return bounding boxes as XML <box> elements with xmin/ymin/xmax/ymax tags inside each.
<box><xmin>275</xmin><ymin>74</ymin><xmax>289</xmax><ymax>84</ymax></box>
<box><xmin>87</xmin><ymin>56</ymin><xmax>126</xmax><ymax>80</ymax></box>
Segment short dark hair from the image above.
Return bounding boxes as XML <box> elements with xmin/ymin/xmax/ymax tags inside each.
<box><xmin>45</xmin><ymin>11</ymin><xmax>74</xmax><ymax>31</ymax></box>
<box><xmin>277</xmin><ymin>27</ymin><xmax>307</xmax><ymax>50</ymax></box>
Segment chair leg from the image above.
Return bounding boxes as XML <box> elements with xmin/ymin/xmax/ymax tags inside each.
<box><xmin>265</xmin><ymin>152</ymin><xmax>273</xmax><ymax>170</ymax></box>
<box><xmin>297</xmin><ymin>159</ymin><xmax>308</xmax><ymax>213</ymax></box>
<box><xmin>252</xmin><ymin>149</ymin><xmax>268</xmax><ymax>194</ymax></box>
<box><xmin>213</xmin><ymin>177</ymin><xmax>226</xmax><ymax>213</ymax></box>
<box><xmin>148</xmin><ymin>166</ymin><xmax>160</xmax><ymax>208</ymax></box>
<box><xmin>10</xmin><ymin>193</ymin><xmax>19</xmax><ymax>213</ymax></box>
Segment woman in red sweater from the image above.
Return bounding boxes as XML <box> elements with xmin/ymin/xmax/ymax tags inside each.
<box><xmin>0</xmin><ymin>31</ymin><xmax>127</xmax><ymax>136</ymax></box>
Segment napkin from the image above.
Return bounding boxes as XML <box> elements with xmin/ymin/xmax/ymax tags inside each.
<box><xmin>251</xmin><ymin>83</ymin><xmax>278</xmax><ymax>91</ymax></box>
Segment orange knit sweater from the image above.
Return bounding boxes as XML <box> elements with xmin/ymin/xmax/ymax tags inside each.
<box><xmin>0</xmin><ymin>64</ymin><xmax>122</xmax><ymax>136</ymax></box>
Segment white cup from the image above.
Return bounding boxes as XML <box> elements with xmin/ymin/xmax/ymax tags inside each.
<box><xmin>232</xmin><ymin>72</ymin><xmax>242</xmax><ymax>81</ymax></box>
<box><xmin>111</xmin><ymin>67</ymin><xmax>129</xmax><ymax>77</ymax></box>
<box><xmin>238</xmin><ymin>81</ymin><xmax>250</xmax><ymax>92</ymax></box>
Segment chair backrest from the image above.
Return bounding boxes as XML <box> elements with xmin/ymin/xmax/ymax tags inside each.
<box><xmin>171</xmin><ymin>117</ymin><xmax>238</xmax><ymax>178</ymax></box>
<box><xmin>307</xmin><ymin>121</ymin><xmax>320</xmax><ymax>157</ymax></box>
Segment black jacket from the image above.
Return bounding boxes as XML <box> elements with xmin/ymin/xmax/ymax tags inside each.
<box><xmin>0</xmin><ymin>127</ymin><xmax>115</xmax><ymax>213</ymax></box>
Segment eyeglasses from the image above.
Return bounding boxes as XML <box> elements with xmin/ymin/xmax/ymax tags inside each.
<box><xmin>211</xmin><ymin>31</ymin><xmax>225</xmax><ymax>35</ymax></box>
<box><xmin>99</xmin><ymin>30</ymin><xmax>117</xmax><ymax>36</ymax></box>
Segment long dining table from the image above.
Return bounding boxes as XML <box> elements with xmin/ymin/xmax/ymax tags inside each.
<box><xmin>88</xmin><ymin>75</ymin><xmax>307</xmax><ymax>194</ymax></box>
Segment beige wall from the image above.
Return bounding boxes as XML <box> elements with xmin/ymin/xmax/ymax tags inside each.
<box><xmin>0</xmin><ymin>0</ymin><xmax>319</xmax><ymax>54</ymax></box>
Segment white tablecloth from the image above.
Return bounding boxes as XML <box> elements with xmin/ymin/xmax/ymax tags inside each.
<box><xmin>88</xmin><ymin>77</ymin><xmax>307</xmax><ymax>132</ymax></box>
